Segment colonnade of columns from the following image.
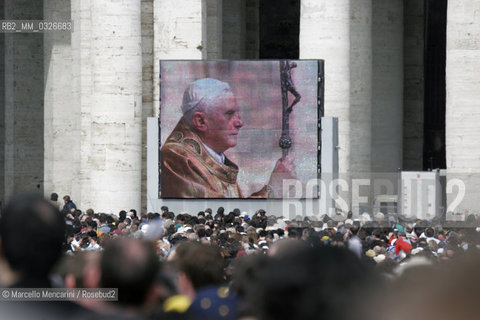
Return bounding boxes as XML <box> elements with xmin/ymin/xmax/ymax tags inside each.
<box><xmin>1</xmin><ymin>0</ymin><xmax>478</xmax><ymax>213</ymax></box>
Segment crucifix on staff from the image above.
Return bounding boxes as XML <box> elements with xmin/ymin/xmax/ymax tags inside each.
<box><xmin>279</xmin><ymin>60</ymin><xmax>302</xmax><ymax>158</ymax></box>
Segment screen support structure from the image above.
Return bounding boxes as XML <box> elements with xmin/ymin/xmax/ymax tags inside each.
<box><xmin>158</xmin><ymin>69</ymin><xmax>162</xmax><ymax>196</ymax></box>
<box><xmin>317</xmin><ymin>60</ymin><xmax>325</xmax><ymax>196</ymax></box>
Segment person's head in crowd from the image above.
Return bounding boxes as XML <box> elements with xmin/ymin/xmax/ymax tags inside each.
<box><xmin>276</xmin><ymin>228</ymin><xmax>285</xmax><ymax>237</ymax></box>
<box><xmin>63</xmin><ymin>195</ymin><xmax>71</xmax><ymax>204</ymax></box>
<box><xmin>57</xmin><ymin>251</ymin><xmax>101</xmax><ymax>289</ymax></box>
<box><xmin>424</xmin><ymin>227</ymin><xmax>434</xmax><ymax>238</ymax></box>
<box><xmin>268</xmin><ymin>239</ymin><xmax>308</xmax><ymax>257</ymax></box>
<box><xmin>82</xmin><ymin>220</ymin><xmax>94</xmax><ymax>233</ymax></box>
<box><xmin>372</xmin><ymin>229</ymin><xmax>382</xmax><ymax>239</ymax></box>
<box><xmin>217</xmin><ymin>231</ymin><xmax>229</xmax><ymax>244</ymax></box>
<box><xmin>418</xmin><ymin>238</ymin><xmax>428</xmax><ymax>248</ymax></box>
<box><xmin>355</xmin><ymin>228</ymin><xmax>366</xmax><ymax>240</ymax></box>
<box><xmin>169</xmin><ymin>234</ymin><xmax>188</xmax><ymax>248</ymax></box>
<box><xmin>197</xmin><ymin>228</ymin><xmax>206</xmax><ymax>239</ymax></box>
<box><xmin>246</xmin><ymin>228</ymin><xmax>257</xmax><ymax>242</ymax></box>
<box><xmin>205</xmin><ymin>228</ymin><xmax>214</xmax><ymax>238</ymax></box>
<box><xmin>0</xmin><ymin>193</ymin><xmax>65</xmax><ymax>286</ymax></box>
<box><xmin>414</xmin><ymin>221</ymin><xmax>426</xmax><ymax>237</ymax></box>
<box><xmin>176</xmin><ymin>214</ymin><xmax>186</xmax><ymax>224</ymax></box>
<box><xmin>130</xmin><ymin>222</ymin><xmax>140</xmax><ymax>233</ymax></box>
<box><xmin>73</xmin><ymin>209</ymin><xmax>82</xmax><ymax>218</ymax></box>
<box><xmin>173</xmin><ymin>241</ymin><xmax>239</xmax><ymax>320</ymax></box>
<box><xmin>256</xmin><ymin>209</ymin><xmax>266</xmax><ymax>217</ymax></box>
<box><xmin>301</xmin><ymin>227</ymin><xmax>315</xmax><ymax>241</ymax></box>
<box><xmin>166</xmin><ymin>223</ymin><xmax>176</xmax><ymax>236</ymax></box>
<box><xmin>128</xmin><ymin>209</ymin><xmax>138</xmax><ymax>220</ymax></box>
<box><xmin>231</xmin><ymin>254</ymin><xmax>270</xmax><ymax>316</ymax></box>
<box><xmin>245</xmin><ymin>245</ymin><xmax>372</xmax><ymax>320</ymax></box>
<box><xmin>189</xmin><ymin>216</ymin><xmax>199</xmax><ymax>225</ymax></box>
<box><xmin>106</xmin><ymin>214</ymin><xmax>115</xmax><ymax>225</ymax></box>
<box><xmin>172</xmin><ymin>242</ymin><xmax>225</xmax><ymax>300</ymax></box>
<box><xmin>288</xmin><ymin>228</ymin><xmax>299</xmax><ymax>239</ymax></box>
<box><xmin>326</xmin><ymin>219</ymin><xmax>335</xmax><ymax>229</ymax></box>
<box><xmin>258</xmin><ymin>230</ymin><xmax>267</xmax><ymax>238</ymax></box>
<box><xmin>224</xmin><ymin>212</ymin><xmax>235</xmax><ymax>224</ymax></box>
<box><xmin>428</xmin><ymin>239</ymin><xmax>438</xmax><ymax>253</ymax></box>
<box><xmin>116</xmin><ymin>222</ymin><xmax>127</xmax><ymax>231</ymax></box>
<box><xmin>405</xmin><ymin>223</ymin><xmax>413</xmax><ymax>233</ymax></box>
<box><xmin>50</xmin><ymin>192</ymin><xmax>59</xmax><ymax>202</ymax></box>
<box><xmin>99</xmin><ymin>214</ymin><xmax>107</xmax><ymax>225</ymax></box>
<box><xmin>161</xmin><ymin>206</ymin><xmax>169</xmax><ymax>215</ymax></box>
<box><xmin>165</xmin><ymin>211</ymin><xmax>174</xmax><ymax>220</ymax></box>
<box><xmin>100</xmin><ymin>238</ymin><xmax>160</xmax><ymax>309</ymax></box>
<box><xmin>374</xmin><ymin>253</ymin><xmax>480</xmax><ymax>320</ymax></box>
<box><xmin>346</xmin><ymin>210</ymin><xmax>353</xmax><ymax>219</ymax></box>
<box><xmin>118</xmin><ymin>210</ymin><xmax>127</xmax><ymax>222</ymax></box>
<box><xmin>147</xmin><ymin>212</ymin><xmax>157</xmax><ymax>221</ymax></box>
<box><xmin>465</xmin><ymin>214</ymin><xmax>475</xmax><ymax>224</ymax></box>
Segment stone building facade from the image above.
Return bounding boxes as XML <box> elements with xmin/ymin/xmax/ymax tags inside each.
<box><xmin>0</xmin><ymin>0</ymin><xmax>478</xmax><ymax>215</ymax></box>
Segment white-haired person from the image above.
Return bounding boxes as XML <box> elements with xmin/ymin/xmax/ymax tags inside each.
<box><xmin>161</xmin><ymin>78</ymin><xmax>295</xmax><ymax>198</ymax></box>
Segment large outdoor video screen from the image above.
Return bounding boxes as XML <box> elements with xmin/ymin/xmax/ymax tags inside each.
<box><xmin>159</xmin><ymin>60</ymin><xmax>322</xmax><ymax>199</ymax></box>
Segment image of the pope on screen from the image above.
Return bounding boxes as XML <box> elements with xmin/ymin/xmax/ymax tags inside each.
<box><xmin>159</xmin><ymin>60</ymin><xmax>319</xmax><ymax>199</ymax></box>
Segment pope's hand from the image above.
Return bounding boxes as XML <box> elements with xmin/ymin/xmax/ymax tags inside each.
<box><xmin>268</xmin><ymin>157</ymin><xmax>297</xmax><ymax>196</ymax></box>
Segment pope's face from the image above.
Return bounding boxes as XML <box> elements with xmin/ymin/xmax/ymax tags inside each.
<box><xmin>203</xmin><ymin>95</ymin><xmax>244</xmax><ymax>154</ymax></box>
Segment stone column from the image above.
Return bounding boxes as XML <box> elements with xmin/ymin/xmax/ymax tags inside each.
<box><xmin>44</xmin><ymin>0</ymin><xmax>76</xmax><ymax>200</ymax></box>
<box><xmin>300</xmin><ymin>0</ymin><xmax>372</xmax><ymax>175</ymax></box>
<box><xmin>222</xmin><ymin>0</ymin><xmax>245</xmax><ymax>59</ymax></box>
<box><xmin>141</xmin><ymin>0</ymin><xmax>154</xmax><ymax>212</ymax></box>
<box><xmin>446</xmin><ymin>0</ymin><xmax>480</xmax><ymax>214</ymax></box>
<box><xmin>245</xmin><ymin>0</ymin><xmax>259</xmax><ymax>59</ymax></box>
<box><xmin>371</xmin><ymin>0</ymin><xmax>403</xmax><ymax>173</ymax></box>
<box><xmin>4</xmin><ymin>0</ymin><xmax>44</xmax><ymax>200</ymax></box>
<box><xmin>71</xmin><ymin>0</ymin><xmax>143</xmax><ymax>213</ymax></box>
<box><xmin>350</xmin><ymin>0</ymin><xmax>373</xmax><ymax>174</ymax></box>
<box><xmin>403</xmin><ymin>0</ymin><xmax>424</xmax><ymax>171</ymax></box>
<box><xmin>206</xmin><ymin>0</ymin><xmax>222</xmax><ymax>59</ymax></box>
<box><xmin>300</xmin><ymin>0</ymin><xmax>372</xmax><ymax>213</ymax></box>
<box><xmin>153</xmin><ymin>0</ymin><xmax>208</xmax><ymax>116</ymax></box>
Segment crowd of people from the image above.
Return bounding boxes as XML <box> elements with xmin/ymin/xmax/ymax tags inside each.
<box><xmin>0</xmin><ymin>193</ymin><xmax>479</xmax><ymax>320</ymax></box>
